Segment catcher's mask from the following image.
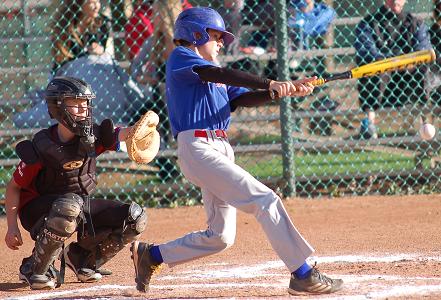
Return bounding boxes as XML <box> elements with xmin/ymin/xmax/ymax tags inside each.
<box><xmin>45</xmin><ymin>76</ymin><xmax>96</xmax><ymax>154</ymax></box>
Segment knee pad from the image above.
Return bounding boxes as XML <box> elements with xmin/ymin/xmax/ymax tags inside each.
<box><xmin>46</xmin><ymin>193</ymin><xmax>83</xmax><ymax>237</ymax></box>
<box><xmin>124</xmin><ymin>202</ymin><xmax>147</xmax><ymax>240</ymax></box>
<box><xmin>106</xmin><ymin>202</ymin><xmax>147</xmax><ymax>245</ymax></box>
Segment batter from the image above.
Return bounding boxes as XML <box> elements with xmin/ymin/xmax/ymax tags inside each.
<box><xmin>131</xmin><ymin>7</ymin><xmax>343</xmax><ymax>295</ymax></box>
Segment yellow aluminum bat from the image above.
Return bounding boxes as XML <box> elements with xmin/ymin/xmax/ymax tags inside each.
<box><xmin>310</xmin><ymin>49</ymin><xmax>436</xmax><ymax>86</ymax></box>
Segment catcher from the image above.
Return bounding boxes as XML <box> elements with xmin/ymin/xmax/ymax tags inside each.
<box><xmin>4</xmin><ymin>76</ymin><xmax>159</xmax><ymax>290</ymax></box>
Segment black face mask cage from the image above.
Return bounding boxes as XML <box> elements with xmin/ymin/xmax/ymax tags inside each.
<box><xmin>59</xmin><ymin>95</ymin><xmax>94</xmax><ymax>138</ymax></box>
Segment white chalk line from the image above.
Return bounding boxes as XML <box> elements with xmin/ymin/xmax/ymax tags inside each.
<box><xmin>310</xmin><ymin>253</ymin><xmax>441</xmax><ymax>264</ymax></box>
<box><xmin>5</xmin><ymin>285</ymin><xmax>133</xmax><ymax>300</ymax></box>
<box><xmin>6</xmin><ymin>253</ymin><xmax>441</xmax><ymax>300</ymax></box>
<box><xmin>160</xmin><ymin>253</ymin><xmax>441</xmax><ymax>280</ymax></box>
<box><xmin>8</xmin><ymin>280</ymin><xmax>441</xmax><ymax>300</ymax></box>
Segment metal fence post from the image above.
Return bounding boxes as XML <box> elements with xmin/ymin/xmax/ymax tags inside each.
<box><xmin>275</xmin><ymin>0</ymin><xmax>295</xmax><ymax>197</ymax></box>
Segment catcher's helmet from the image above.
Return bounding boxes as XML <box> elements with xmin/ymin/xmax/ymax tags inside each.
<box><xmin>45</xmin><ymin>76</ymin><xmax>95</xmax><ymax>138</ymax></box>
<box><xmin>174</xmin><ymin>7</ymin><xmax>235</xmax><ymax>46</ymax></box>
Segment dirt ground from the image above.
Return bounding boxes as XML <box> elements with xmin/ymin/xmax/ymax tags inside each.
<box><xmin>1</xmin><ymin>194</ymin><xmax>441</xmax><ymax>299</ymax></box>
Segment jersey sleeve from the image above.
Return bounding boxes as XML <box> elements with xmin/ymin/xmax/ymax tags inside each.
<box><xmin>227</xmin><ymin>85</ymin><xmax>250</xmax><ymax>102</ymax></box>
<box><xmin>169</xmin><ymin>47</ymin><xmax>218</xmax><ymax>83</ymax></box>
<box><xmin>13</xmin><ymin>161</ymin><xmax>42</xmax><ymax>189</ymax></box>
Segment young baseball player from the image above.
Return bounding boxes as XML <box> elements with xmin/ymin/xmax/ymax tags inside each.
<box><xmin>131</xmin><ymin>7</ymin><xmax>343</xmax><ymax>295</ymax></box>
<box><xmin>4</xmin><ymin>76</ymin><xmax>147</xmax><ymax>290</ymax></box>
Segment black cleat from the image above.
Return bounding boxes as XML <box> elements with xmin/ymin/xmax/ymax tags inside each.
<box><xmin>64</xmin><ymin>244</ymin><xmax>102</xmax><ymax>283</ymax></box>
<box><xmin>19</xmin><ymin>268</ymin><xmax>55</xmax><ymax>290</ymax></box>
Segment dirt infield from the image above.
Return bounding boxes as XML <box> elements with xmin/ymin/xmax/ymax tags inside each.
<box><xmin>1</xmin><ymin>194</ymin><xmax>441</xmax><ymax>299</ymax></box>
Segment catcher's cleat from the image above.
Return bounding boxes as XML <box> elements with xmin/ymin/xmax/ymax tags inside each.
<box><xmin>130</xmin><ymin>241</ymin><xmax>162</xmax><ymax>292</ymax></box>
<box><xmin>19</xmin><ymin>269</ymin><xmax>55</xmax><ymax>290</ymax></box>
<box><xmin>288</xmin><ymin>264</ymin><xmax>343</xmax><ymax>295</ymax></box>
<box><xmin>64</xmin><ymin>244</ymin><xmax>102</xmax><ymax>283</ymax></box>
<box><xmin>19</xmin><ymin>256</ymin><xmax>57</xmax><ymax>290</ymax></box>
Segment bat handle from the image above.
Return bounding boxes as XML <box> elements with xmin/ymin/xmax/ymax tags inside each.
<box><xmin>310</xmin><ymin>78</ymin><xmax>326</xmax><ymax>86</ymax></box>
<box><xmin>272</xmin><ymin>77</ymin><xmax>326</xmax><ymax>98</ymax></box>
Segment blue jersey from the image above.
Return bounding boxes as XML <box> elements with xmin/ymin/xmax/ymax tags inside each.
<box><xmin>166</xmin><ymin>46</ymin><xmax>249</xmax><ymax>137</ymax></box>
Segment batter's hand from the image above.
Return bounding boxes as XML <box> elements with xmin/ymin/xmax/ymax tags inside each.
<box><xmin>269</xmin><ymin>80</ymin><xmax>297</xmax><ymax>98</ymax></box>
<box><xmin>291</xmin><ymin>77</ymin><xmax>317</xmax><ymax>97</ymax></box>
<box><xmin>5</xmin><ymin>227</ymin><xmax>23</xmax><ymax>250</ymax></box>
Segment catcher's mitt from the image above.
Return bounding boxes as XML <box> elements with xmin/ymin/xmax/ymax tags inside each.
<box><xmin>126</xmin><ymin>111</ymin><xmax>160</xmax><ymax>164</ymax></box>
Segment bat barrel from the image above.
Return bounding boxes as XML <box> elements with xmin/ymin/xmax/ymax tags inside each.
<box><xmin>351</xmin><ymin>49</ymin><xmax>436</xmax><ymax>78</ymax></box>
<box><xmin>303</xmin><ymin>50</ymin><xmax>435</xmax><ymax>87</ymax></box>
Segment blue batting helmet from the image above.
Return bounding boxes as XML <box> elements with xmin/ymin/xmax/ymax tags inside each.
<box><xmin>174</xmin><ymin>7</ymin><xmax>235</xmax><ymax>46</ymax></box>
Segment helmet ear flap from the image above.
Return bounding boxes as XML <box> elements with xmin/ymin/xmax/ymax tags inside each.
<box><xmin>191</xmin><ymin>25</ymin><xmax>210</xmax><ymax>46</ymax></box>
<box><xmin>175</xmin><ymin>20</ymin><xmax>210</xmax><ymax>45</ymax></box>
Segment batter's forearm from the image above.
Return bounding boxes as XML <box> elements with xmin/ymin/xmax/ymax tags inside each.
<box><xmin>230</xmin><ymin>91</ymin><xmax>273</xmax><ymax>111</ymax></box>
<box><xmin>195</xmin><ymin>66</ymin><xmax>271</xmax><ymax>90</ymax></box>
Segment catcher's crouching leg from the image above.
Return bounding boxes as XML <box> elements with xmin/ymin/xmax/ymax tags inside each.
<box><xmin>74</xmin><ymin>202</ymin><xmax>147</xmax><ymax>272</ymax></box>
<box><xmin>96</xmin><ymin>202</ymin><xmax>147</xmax><ymax>268</ymax></box>
<box><xmin>24</xmin><ymin>194</ymin><xmax>83</xmax><ymax>289</ymax></box>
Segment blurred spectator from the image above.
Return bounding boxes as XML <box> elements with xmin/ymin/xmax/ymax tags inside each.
<box><xmin>218</xmin><ymin>0</ymin><xmax>245</xmax><ymax>55</ymax></box>
<box><xmin>13</xmin><ymin>54</ymin><xmax>146</xmax><ymax>128</ymax></box>
<box><xmin>129</xmin><ymin>0</ymin><xmax>192</xmax><ymax>182</ymax></box>
<box><xmin>52</xmin><ymin>0</ymin><xmax>112</xmax><ymax>74</ymax></box>
<box><xmin>240</xmin><ymin>0</ymin><xmax>276</xmax><ymax>54</ymax></box>
<box><xmin>13</xmin><ymin>0</ymin><xmax>147</xmax><ymax>128</ymax></box>
<box><xmin>126</xmin><ymin>0</ymin><xmax>192</xmax><ymax>62</ymax></box>
<box><xmin>125</xmin><ymin>0</ymin><xmax>154</xmax><ymax>60</ymax></box>
<box><xmin>288</xmin><ymin>0</ymin><xmax>337</xmax><ymax>136</ymax></box>
<box><xmin>131</xmin><ymin>0</ymin><xmax>191</xmax><ymax>128</ymax></box>
<box><xmin>288</xmin><ymin>0</ymin><xmax>336</xmax><ymax>75</ymax></box>
<box><xmin>427</xmin><ymin>0</ymin><xmax>441</xmax><ymax>107</ymax></box>
<box><xmin>288</xmin><ymin>0</ymin><xmax>335</xmax><ymax>51</ymax></box>
<box><xmin>354</xmin><ymin>0</ymin><xmax>432</xmax><ymax>139</ymax></box>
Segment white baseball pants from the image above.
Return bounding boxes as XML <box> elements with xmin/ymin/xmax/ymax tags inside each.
<box><xmin>157</xmin><ymin>129</ymin><xmax>314</xmax><ymax>272</ymax></box>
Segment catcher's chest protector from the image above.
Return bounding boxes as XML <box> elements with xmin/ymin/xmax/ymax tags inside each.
<box><xmin>31</xmin><ymin>129</ymin><xmax>97</xmax><ymax>195</ymax></box>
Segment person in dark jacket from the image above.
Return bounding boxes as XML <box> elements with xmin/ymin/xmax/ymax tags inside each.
<box><xmin>354</xmin><ymin>0</ymin><xmax>432</xmax><ymax>139</ymax></box>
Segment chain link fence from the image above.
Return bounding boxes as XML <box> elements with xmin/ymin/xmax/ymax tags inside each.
<box><xmin>1</xmin><ymin>0</ymin><xmax>440</xmax><ymax>213</ymax></box>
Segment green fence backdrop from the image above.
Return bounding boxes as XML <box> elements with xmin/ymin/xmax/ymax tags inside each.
<box><xmin>1</xmin><ymin>0</ymin><xmax>440</xmax><ymax>213</ymax></box>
